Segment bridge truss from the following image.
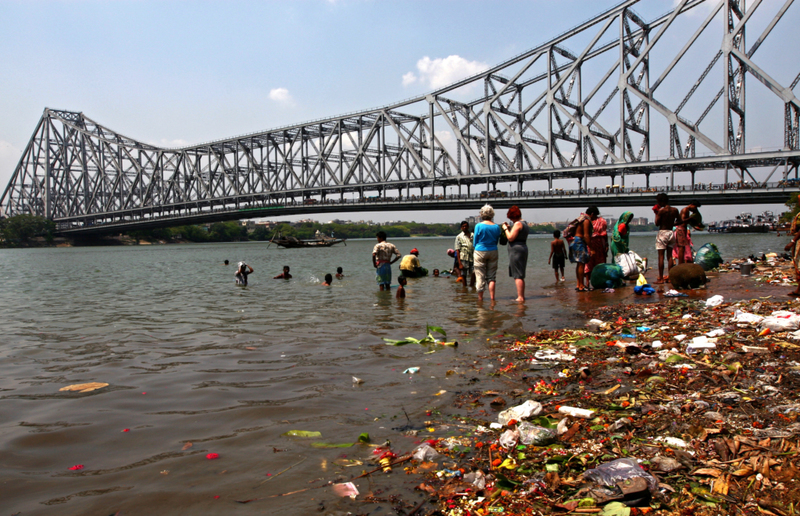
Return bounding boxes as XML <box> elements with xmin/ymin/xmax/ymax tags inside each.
<box><xmin>2</xmin><ymin>0</ymin><xmax>800</xmax><ymax>234</ymax></box>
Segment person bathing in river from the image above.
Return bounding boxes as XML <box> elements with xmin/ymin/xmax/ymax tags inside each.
<box><xmin>235</xmin><ymin>262</ymin><xmax>253</xmax><ymax>286</ymax></box>
<box><xmin>396</xmin><ymin>275</ymin><xmax>407</xmax><ymax>299</ymax></box>
<box><xmin>455</xmin><ymin>221</ymin><xmax>475</xmax><ymax>286</ymax></box>
<box><xmin>501</xmin><ymin>205</ymin><xmax>529</xmax><ymax>302</ymax></box>
<box><xmin>655</xmin><ymin>193</ymin><xmax>679</xmax><ymax>283</ymax></box>
<box><xmin>372</xmin><ymin>231</ymin><xmax>401</xmax><ymax>291</ymax></box>
<box><xmin>400</xmin><ymin>248</ymin><xmax>428</xmax><ymax>278</ymax></box>
<box><xmin>569</xmin><ymin>206</ymin><xmax>598</xmax><ymax>291</ymax></box>
<box><xmin>548</xmin><ymin>229</ymin><xmax>567</xmax><ymax>282</ymax></box>
<box><xmin>676</xmin><ymin>200</ymin><xmax>703</xmax><ymax>265</ymax></box>
<box><xmin>321</xmin><ymin>273</ymin><xmax>333</xmax><ymax>286</ymax></box>
<box><xmin>273</xmin><ymin>266</ymin><xmax>292</xmax><ymax>279</ymax></box>
<box><xmin>335</xmin><ymin>267</ymin><xmax>344</xmax><ymax>279</ymax></box>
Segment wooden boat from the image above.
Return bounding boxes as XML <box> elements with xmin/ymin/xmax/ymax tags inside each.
<box><xmin>268</xmin><ymin>231</ymin><xmax>346</xmax><ymax>248</ymax></box>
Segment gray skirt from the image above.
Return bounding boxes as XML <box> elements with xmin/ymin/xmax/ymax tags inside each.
<box><xmin>508</xmin><ymin>244</ymin><xmax>528</xmax><ymax>279</ymax></box>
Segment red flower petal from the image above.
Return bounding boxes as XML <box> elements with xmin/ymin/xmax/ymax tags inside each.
<box><xmin>206</xmin><ymin>453</ymin><xmax>220</xmax><ymax>460</ymax></box>
<box><xmin>69</xmin><ymin>464</ymin><xmax>84</xmax><ymax>470</ymax></box>
<box><xmin>122</xmin><ymin>429</ymin><xmax>130</xmax><ymax>432</ymax></box>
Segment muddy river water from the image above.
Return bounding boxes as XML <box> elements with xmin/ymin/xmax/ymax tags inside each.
<box><xmin>0</xmin><ymin>232</ymin><xmax>789</xmax><ymax>515</ymax></box>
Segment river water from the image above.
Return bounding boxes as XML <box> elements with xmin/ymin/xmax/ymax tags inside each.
<box><xmin>0</xmin><ymin>232</ymin><xmax>790</xmax><ymax>515</ymax></box>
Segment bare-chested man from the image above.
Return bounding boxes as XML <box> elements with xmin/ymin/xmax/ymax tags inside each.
<box><xmin>654</xmin><ymin>193</ymin><xmax>679</xmax><ymax>283</ymax></box>
<box><xmin>569</xmin><ymin>206</ymin><xmax>598</xmax><ymax>291</ymax></box>
<box><xmin>676</xmin><ymin>200</ymin><xmax>702</xmax><ymax>264</ymax></box>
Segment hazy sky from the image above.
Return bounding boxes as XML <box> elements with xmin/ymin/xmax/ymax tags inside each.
<box><xmin>0</xmin><ymin>0</ymin><xmax>796</xmax><ymax>225</ymax></box>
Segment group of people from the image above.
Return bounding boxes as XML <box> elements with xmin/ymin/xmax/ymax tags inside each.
<box><xmin>226</xmin><ymin>260</ymin><xmax>344</xmax><ymax>287</ymax></box>
<box><xmin>370</xmin><ymin>193</ymin><xmax>705</xmax><ymax>300</ymax></box>
<box><xmin>558</xmin><ymin>193</ymin><xmax>703</xmax><ymax>291</ymax></box>
<box><xmin>373</xmin><ymin>205</ymin><xmax>531</xmax><ymax>302</ymax></box>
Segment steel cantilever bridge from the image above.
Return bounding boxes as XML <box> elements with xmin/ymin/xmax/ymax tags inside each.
<box><xmin>2</xmin><ymin>0</ymin><xmax>800</xmax><ymax>235</ymax></box>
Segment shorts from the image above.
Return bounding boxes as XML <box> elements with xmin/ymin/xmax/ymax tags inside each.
<box><xmin>655</xmin><ymin>229</ymin><xmax>676</xmax><ymax>250</ymax></box>
<box><xmin>376</xmin><ymin>262</ymin><xmax>392</xmax><ymax>286</ymax></box>
<box><xmin>569</xmin><ymin>237</ymin><xmax>590</xmax><ymax>264</ymax></box>
<box><xmin>459</xmin><ymin>261</ymin><xmax>474</xmax><ymax>277</ymax></box>
<box><xmin>552</xmin><ymin>254</ymin><xmax>565</xmax><ymax>270</ymax></box>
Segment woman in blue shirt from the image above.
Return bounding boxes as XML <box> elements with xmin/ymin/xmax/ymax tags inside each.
<box><xmin>473</xmin><ymin>204</ymin><xmax>502</xmax><ymax>301</ymax></box>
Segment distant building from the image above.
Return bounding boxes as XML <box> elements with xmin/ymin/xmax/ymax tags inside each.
<box><xmin>631</xmin><ymin>217</ymin><xmax>649</xmax><ymax>226</ymax></box>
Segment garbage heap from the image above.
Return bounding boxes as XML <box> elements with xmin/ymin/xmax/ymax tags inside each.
<box><xmin>719</xmin><ymin>252</ymin><xmax>796</xmax><ymax>287</ymax></box>
<box><xmin>407</xmin><ymin>297</ymin><xmax>800</xmax><ymax>515</ymax></box>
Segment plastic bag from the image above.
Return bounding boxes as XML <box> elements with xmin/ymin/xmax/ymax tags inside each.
<box><xmin>705</xmin><ymin>295</ymin><xmax>724</xmax><ymax>307</ymax></box>
<box><xmin>636</xmin><ymin>274</ymin><xmax>647</xmax><ymax>287</ymax></box>
<box><xmin>732</xmin><ymin>309</ymin><xmax>764</xmax><ymax>324</ymax></box>
<box><xmin>760</xmin><ymin>311</ymin><xmax>800</xmax><ymax>332</ymax></box>
<box><xmin>517</xmin><ymin>421</ymin><xmax>556</xmax><ymax>446</ymax></box>
<box><xmin>498</xmin><ymin>429</ymin><xmax>519</xmax><ymax>448</ymax></box>
<box><xmin>497</xmin><ymin>400</ymin><xmax>543</xmax><ymax>425</ymax></box>
<box><xmin>695</xmin><ymin>243</ymin><xmax>723</xmax><ymax>271</ymax></box>
<box><xmin>463</xmin><ymin>470</ymin><xmax>486</xmax><ymax>489</ymax></box>
<box><xmin>614</xmin><ymin>251</ymin><xmax>639</xmax><ymax>278</ymax></box>
<box><xmin>590</xmin><ymin>264</ymin><xmax>625</xmax><ymax>289</ymax></box>
<box><xmin>412</xmin><ymin>443</ymin><xmax>441</xmax><ymax>461</ymax></box>
<box><xmin>583</xmin><ymin>458</ymin><xmax>658</xmax><ymax>492</ymax></box>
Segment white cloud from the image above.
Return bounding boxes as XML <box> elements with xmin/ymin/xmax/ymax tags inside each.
<box><xmin>403</xmin><ymin>55</ymin><xmax>489</xmax><ymax>90</ymax></box>
<box><xmin>269</xmin><ymin>87</ymin><xmax>293</xmax><ymax>104</ymax></box>
<box><xmin>402</xmin><ymin>72</ymin><xmax>417</xmax><ymax>86</ymax></box>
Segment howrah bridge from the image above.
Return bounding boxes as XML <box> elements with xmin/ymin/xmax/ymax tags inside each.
<box><xmin>2</xmin><ymin>0</ymin><xmax>800</xmax><ymax>234</ymax></box>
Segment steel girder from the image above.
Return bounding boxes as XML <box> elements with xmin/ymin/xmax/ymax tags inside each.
<box><xmin>2</xmin><ymin>0</ymin><xmax>800</xmax><ymax>230</ymax></box>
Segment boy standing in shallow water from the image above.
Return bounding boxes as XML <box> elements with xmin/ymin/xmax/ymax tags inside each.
<box><xmin>548</xmin><ymin>230</ymin><xmax>567</xmax><ymax>282</ymax></box>
<box><xmin>396</xmin><ymin>275</ymin><xmax>407</xmax><ymax>299</ymax></box>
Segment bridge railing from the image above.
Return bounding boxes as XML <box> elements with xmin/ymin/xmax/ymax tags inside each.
<box><xmin>53</xmin><ymin>180</ymin><xmax>798</xmax><ymax>233</ymax></box>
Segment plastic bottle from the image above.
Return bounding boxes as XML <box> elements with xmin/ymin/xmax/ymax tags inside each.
<box><xmin>558</xmin><ymin>406</ymin><xmax>595</xmax><ymax>418</ymax></box>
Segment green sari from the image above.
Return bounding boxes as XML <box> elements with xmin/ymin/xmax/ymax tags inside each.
<box><xmin>610</xmin><ymin>211</ymin><xmax>634</xmax><ymax>257</ymax></box>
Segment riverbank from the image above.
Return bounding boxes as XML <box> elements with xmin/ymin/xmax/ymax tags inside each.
<box><xmin>301</xmin><ymin>259</ymin><xmax>800</xmax><ymax>515</ymax></box>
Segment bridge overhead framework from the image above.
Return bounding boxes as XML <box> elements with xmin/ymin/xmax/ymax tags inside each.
<box><xmin>2</xmin><ymin>0</ymin><xmax>800</xmax><ymax>235</ymax></box>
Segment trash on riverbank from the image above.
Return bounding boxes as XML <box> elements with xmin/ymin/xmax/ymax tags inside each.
<box><xmin>388</xmin><ymin>296</ymin><xmax>800</xmax><ymax>515</ymax></box>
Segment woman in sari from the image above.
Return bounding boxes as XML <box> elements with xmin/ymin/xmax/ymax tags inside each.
<box><xmin>609</xmin><ymin>211</ymin><xmax>634</xmax><ymax>257</ymax></box>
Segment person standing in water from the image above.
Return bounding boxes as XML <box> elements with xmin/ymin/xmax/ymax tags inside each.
<box><xmin>372</xmin><ymin>231</ymin><xmax>401</xmax><ymax>291</ymax></box>
<box><xmin>235</xmin><ymin>262</ymin><xmax>253</xmax><ymax>286</ymax></box>
<box><xmin>501</xmin><ymin>205</ymin><xmax>529</xmax><ymax>302</ymax></box>
<box><xmin>548</xmin><ymin>229</ymin><xmax>567</xmax><ymax>282</ymax></box>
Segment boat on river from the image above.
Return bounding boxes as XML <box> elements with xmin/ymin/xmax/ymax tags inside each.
<box><xmin>707</xmin><ymin>211</ymin><xmax>775</xmax><ymax>233</ymax></box>
<box><xmin>268</xmin><ymin>231</ymin><xmax>346</xmax><ymax>248</ymax></box>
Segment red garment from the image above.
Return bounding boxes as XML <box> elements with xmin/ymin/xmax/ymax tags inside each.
<box><xmin>585</xmin><ymin>217</ymin><xmax>609</xmax><ymax>275</ymax></box>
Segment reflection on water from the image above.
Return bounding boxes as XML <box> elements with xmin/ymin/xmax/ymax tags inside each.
<box><xmin>0</xmin><ymin>232</ymin><xmax>786</xmax><ymax>513</ymax></box>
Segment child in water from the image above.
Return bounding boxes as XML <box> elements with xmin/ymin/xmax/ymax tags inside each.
<box><xmin>321</xmin><ymin>273</ymin><xmax>333</xmax><ymax>286</ymax></box>
<box><xmin>335</xmin><ymin>267</ymin><xmax>344</xmax><ymax>279</ymax></box>
<box><xmin>396</xmin><ymin>275</ymin><xmax>407</xmax><ymax>299</ymax></box>
<box><xmin>548</xmin><ymin>230</ymin><xmax>567</xmax><ymax>282</ymax></box>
